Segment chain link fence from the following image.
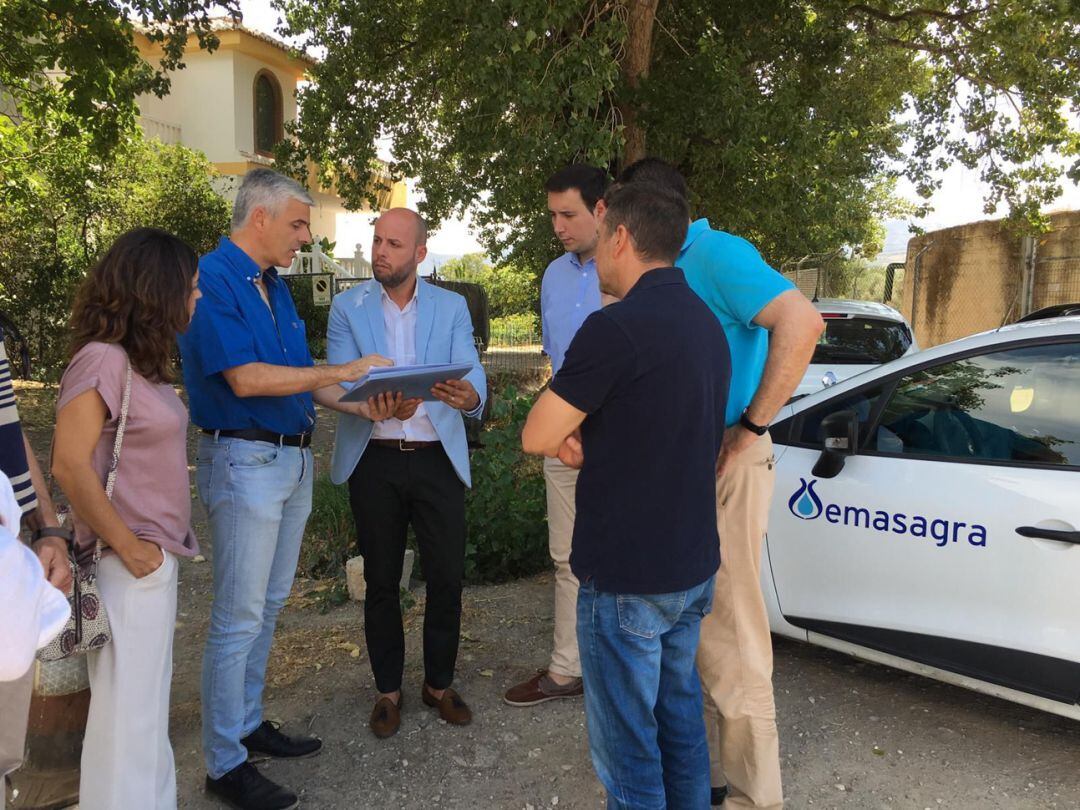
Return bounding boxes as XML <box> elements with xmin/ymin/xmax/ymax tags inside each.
<box><xmin>780</xmin><ymin>253</ymin><xmax>905</xmax><ymax>308</ymax></box>
<box><xmin>1032</xmin><ymin>255</ymin><xmax>1080</xmax><ymax>312</ymax></box>
<box><xmin>903</xmin><ymin>217</ymin><xmax>1080</xmax><ymax>347</ymax></box>
<box><xmin>480</xmin><ymin>318</ymin><xmax>549</xmax><ymax>379</ymax></box>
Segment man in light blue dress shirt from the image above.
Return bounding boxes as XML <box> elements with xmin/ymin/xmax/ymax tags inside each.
<box><xmin>504</xmin><ymin>164</ymin><xmax>611</xmax><ymax>708</ymax></box>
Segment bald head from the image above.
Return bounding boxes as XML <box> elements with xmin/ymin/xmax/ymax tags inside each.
<box><xmin>372</xmin><ymin>208</ymin><xmax>429</xmax><ymax>293</ymax></box>
<box><xmin>378</xmin><ymin>208</ymin><xmax>427</xmax><ymax>247</ymax></box>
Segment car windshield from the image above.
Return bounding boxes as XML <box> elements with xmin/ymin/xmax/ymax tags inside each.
<box><xmin>811</xmin><ymin>317</ymin><xmax>911</xmax><ymax>365</ymax></box>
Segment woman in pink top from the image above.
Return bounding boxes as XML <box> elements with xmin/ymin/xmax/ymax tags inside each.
<box><xmin>52</xmin><ymin>228</ymin><xmax>201</xmax><ymax>810</ymax></box>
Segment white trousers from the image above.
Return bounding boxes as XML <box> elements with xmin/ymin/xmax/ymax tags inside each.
<box><xmin>80</xmin><ymin>551</ymin><xmax>178</xmax><ymax>810</ymax></box>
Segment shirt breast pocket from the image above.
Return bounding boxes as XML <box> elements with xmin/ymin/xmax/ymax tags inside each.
<box><xmin>285</xmin><ymin>319</ymin><xmax>311</xmax><ymax>361</ymax></box>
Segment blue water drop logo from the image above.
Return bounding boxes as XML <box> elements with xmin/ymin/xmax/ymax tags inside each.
<box><xmin>788</xmin><ymin>478</ymin><xmax>823</xmax><ymax>520</ymax></box>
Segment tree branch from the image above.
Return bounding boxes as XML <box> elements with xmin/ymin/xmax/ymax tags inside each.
<box><xmin>845</xmin><ymin>3</ymin><xmax>987</xmax><ymax>35</ymax></box>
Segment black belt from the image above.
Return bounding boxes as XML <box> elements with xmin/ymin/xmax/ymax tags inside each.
<box><xmin>203</xmin><ymin>428</ymin><xmax>313</xmax><ymax>448</ymax></box>
<box><xmin>369</xmin><ymin>439</ymin><xmax>440</xmax><ymax>451</ymax></box>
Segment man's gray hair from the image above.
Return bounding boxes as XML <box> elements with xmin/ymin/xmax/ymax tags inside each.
<box><xmin>231</xmin><ymin>168</ymin><xmax>314</xmax><ymax>231</ymax></box>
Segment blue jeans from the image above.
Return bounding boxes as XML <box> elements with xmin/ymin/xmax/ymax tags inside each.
<box><xmin>196</xmin><ymin>435</ymin><xmax>313</xmax><ymax>778</ymax></box>
<box><xmin>577</xmin><ymin>576</ymin><xmax>715</xmax><ymax>810</ymax></box>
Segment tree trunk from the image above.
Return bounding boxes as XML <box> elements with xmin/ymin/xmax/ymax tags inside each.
<box><xmin>619</xmin><ymin>0</ymin><xmax>659</xmax><ymax>167</ymax></box>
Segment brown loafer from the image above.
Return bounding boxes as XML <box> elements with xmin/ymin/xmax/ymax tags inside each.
<box><xmin>503</xmin><ymin>670</ymin><xmax>584</xmax><ymax>707</ymax></box>
<box><xmin>370</xmin><ymin>695</ymin><xmax>403</xmax><ymax>738</ymax></box>
<box><xmin>421</xmin><ymin>684</ymin><xmax>472</xmax><ymax>726</ymax></box>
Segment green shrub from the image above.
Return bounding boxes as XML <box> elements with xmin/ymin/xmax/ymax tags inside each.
<box><xmin>300</xmin><ymin>384</ymin><xmax>549</xmax><ymax>585</ymax></box>
<box><xmin>282</xmin><ymin>274</ymin><xmax>329</xmax><ymax>360</ymax></box>
<box><xmin>440</xmin><ymin>253</ymin><xmax>539</xmax><ymax>319</ymax></box>
<box><xmin>299</xmin><ymin>474</ymin><xmax>355</xmax><ymax>579</ymax></box>
<box><xmin>0</xmin><ymin>135</ymin><xmax>230</xmax><ymax>377</ymax></box>
<box><xmin>489</xmin><ymin>313</ymin><xmax>540</xmax><ymax>345</ymax></box>
<box><xmin>464</xmin><ymin>384</ymin><xmax>548</xmax><ymax>583</ymax></box>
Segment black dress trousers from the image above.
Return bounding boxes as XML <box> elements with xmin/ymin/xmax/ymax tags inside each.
<box><xmin>348</xmin><ymin>442</ymin><xmax>466</xmax><ymax>693</ymax></box>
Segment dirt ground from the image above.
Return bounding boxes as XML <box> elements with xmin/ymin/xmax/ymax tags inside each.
<box><xmin>16</xmin><ymin>382</ymin><xmax>1080</xmax><ymax>810</ymax></box>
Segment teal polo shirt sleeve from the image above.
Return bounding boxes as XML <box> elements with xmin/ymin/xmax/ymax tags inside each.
<box><xmin>678</xmin><ymin>220</ymin><xmax>794</xmax><ymax>328</ymax></box>
<box><xmin>190</xmin><ymin>271</ymin><xmax>260</xmax><ymax>377</ymax></box>
<box><xmin>678</xmin><ymin>219</ymin><xmax>796</xmax><ymax>426</ymax></box>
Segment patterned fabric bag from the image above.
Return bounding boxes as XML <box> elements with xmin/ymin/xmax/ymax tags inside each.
<box><xmin>37</xmin><ymin>359</ymin><xmax>132</xmax><ymax>662</ymax></box>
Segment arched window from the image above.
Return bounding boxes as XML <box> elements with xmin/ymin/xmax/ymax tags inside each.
<box><xmin>254</xmin><ymin>71</ymin><xmax>283</xmax><ymax>156</ymax></box>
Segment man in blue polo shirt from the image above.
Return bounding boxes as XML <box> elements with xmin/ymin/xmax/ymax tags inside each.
<box><xmin>620</xmin><ymin>159</ymin><xmax>824</xmax><ymax>809</ymax></box>
<box><xmin>523</xmin><ymin>182</ymin><xmax>731</xmax><ymax>809</ymax></box>
<box><xmin>179</xmin><ymin>169</ymin><xmax>389</xmax><ymax>810</ymax></box>
<box><xmin>505</xmin><ymin>164</ymin><xmax>609</xmax><ymax>708</ymax></box>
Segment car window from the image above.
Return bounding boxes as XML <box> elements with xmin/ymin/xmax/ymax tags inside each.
<box><xmin>873</xmin><ymin>342</ymin><xmax>1080</xmax><ymax>466</ymax></box>
<box><xmin>812</xmin><ymin>317</ymin><xmax>912</xmax><ymax>365</ymax></box>
<box><xmin>798</xmin><ymin>383</ymin><xmax>889</xmax><ymax>447</ymax></box>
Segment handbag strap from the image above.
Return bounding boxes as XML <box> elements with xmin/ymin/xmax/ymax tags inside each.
<box><xmin>91</xmin><ymin>359</ymin><xmax>133</xmax><ymax>566</ymax></box>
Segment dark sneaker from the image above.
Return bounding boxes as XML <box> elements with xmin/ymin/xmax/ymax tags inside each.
<box><xmin>205</xmin><ymin>762</ymin><xmax>299</xmax><ymax>810</ymax></box>
<box><xmin>242</xmin><ymin>720</ymin><xmax>322</xmax><ymax>760</ymax></box>
<box><xmin>503</xmin><ymin>670</ymin><xmax>584</xmax><ymax>707</ymax></box>
<box><xmin>711</xmin><ymin>784</ymin><xmax>729</xmax><ymax>806</ymax></box>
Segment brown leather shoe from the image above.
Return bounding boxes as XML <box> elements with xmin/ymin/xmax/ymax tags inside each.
<box><xmin>370</xmin><ymin>695</ymin><xmax>403</xmax><ymax>738</ymax></box>
<box><xmin>421</xmin><ymin>684</ymin><xmax>472</xmax><ymax>726</ymax></box>
<box><xmin>503</xmin><ymin>670</ymin><xmax>584</xmax><ymax>707</ymax></box>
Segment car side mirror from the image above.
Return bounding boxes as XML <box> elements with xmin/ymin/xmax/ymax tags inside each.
<box><xmin>812</xmin><ymin>410</ymin><xmax>859</xmax><ymax>479</ymax></box>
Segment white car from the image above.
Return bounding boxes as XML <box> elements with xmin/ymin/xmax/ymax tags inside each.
<box><xmin>764</xmin><ymin>315</ymin><xmax>1080</xmax><ymax>719</ymax></box>
<box><xmin>794</xmin><ymin>299</ymin><xmax>918</xmax><ymax>397</ymax></box>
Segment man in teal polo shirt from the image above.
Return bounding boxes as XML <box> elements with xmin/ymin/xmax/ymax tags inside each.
<box><xmin>620</xmin><ymin>159</ymin><xmax>824</xmax><ymax>810</ymax></box>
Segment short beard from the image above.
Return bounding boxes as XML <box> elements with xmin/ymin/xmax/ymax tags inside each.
<box><xmin>374</xmin><ymin>265</ymin><xmax>415</xmax><ymax>290</ymax></box>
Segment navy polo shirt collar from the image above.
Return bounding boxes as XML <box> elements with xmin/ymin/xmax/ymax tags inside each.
<box><xmin>624</xmin><ymin>266</ymin><xmax>685</xmax><ymax>299</ymax></box>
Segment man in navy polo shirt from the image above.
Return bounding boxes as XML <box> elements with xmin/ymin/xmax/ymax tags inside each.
<box><xmin>620</xmin><ymin>159</ymin><xmax>824</xmax><ymax>809</ymax></box>
<box><xmin>522</xmin><ymin>182</ymin><xmax>731</xmax><ymax>809</ymax></box>
<box><xmin>179</xmin><ymin>169</ymin><xmax>389</xmax><ymax>810</ymax></box>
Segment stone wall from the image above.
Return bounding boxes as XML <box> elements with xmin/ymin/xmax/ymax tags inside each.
<box><xmin>900</xmin><ymin>211</ymin><xmax>1080</xmax><ymax>347</ymax></box>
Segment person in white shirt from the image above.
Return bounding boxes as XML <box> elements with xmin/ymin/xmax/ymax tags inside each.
<box><xmin>0</xmin><ymin>475</ymin><xmax>69</xmax><ymax>810</ymax></box>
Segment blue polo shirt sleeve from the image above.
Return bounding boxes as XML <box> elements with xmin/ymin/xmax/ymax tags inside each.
<box><xmin>549</xmin><ymin>311</ymin><xmax>634</xmax><ymax>414</ymax></box>
<box><xmin>187</xmin><ymin>271</ymin><xmax>259</xmax><ymax>376</ymax></box>
<box><xmin>686</xmin><ymin>232</ymin><xmax>794</xmax><ymax>328</ymax></box>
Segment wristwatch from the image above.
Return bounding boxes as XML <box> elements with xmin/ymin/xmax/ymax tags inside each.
<box><xmin>739</xmin><ymin>408</ymin><xmax>769</xmax><ymax>436</ymax></box>
<box><xmin>31</xmin><ymin>526</ymin><xmax>73</xmax><ymax>545</ymax></box>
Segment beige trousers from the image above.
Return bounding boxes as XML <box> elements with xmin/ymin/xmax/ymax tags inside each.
<box><xmin>696</xmin><ymin>433</ymin><xmax>783</xmax><ymax>809</ymax></box>
<box><xmin>81</xmin><ymin>551</ymin><xmax>178</xmax><ymax>810</ymax></box>
<box><xmin>543</xmin><ymin>457</ymin><xmax>581</xmax><ymax>679</ymax></box>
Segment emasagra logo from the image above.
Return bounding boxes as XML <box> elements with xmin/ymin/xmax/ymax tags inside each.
<box><xmin>788</xmin><ymin>478</ymin><xmax>823</xmax><ymax>520</ymax></box>
<box><xmin>788</xmin><ymin>478</ymin><xmax>988</xmax><ymax>548</ymax></box>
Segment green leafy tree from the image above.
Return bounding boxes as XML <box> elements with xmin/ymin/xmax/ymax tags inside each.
<box><xmin>1</xmin><ymin>0</ymin><xmax>238</xmax><ymax>166</ymax></box>
<box><xmin>440</xmin><ymin>253</ymin><xmax>539</xmax><ymax>318</ymax></box>
<box><xmin>277</xmin><ymin>0</ymin><xmax>1079</xmax><ymax>272</ymax></box>
<box><xmin>0</xmin><ymin>134</ymin><xmax>230</xmax><ymax>375</ymax></box>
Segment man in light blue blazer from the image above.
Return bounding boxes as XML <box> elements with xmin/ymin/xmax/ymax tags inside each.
<box><xmin>326</xmin><ymin>208</ymin><xmax>486</xmax><ymax>740</ymax></box>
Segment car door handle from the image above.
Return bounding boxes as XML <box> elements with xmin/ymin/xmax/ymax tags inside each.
<box><xmin>1016</xmin><ymin>526</ymin><xmax>1080</xmax><ymax>544</ymax></box>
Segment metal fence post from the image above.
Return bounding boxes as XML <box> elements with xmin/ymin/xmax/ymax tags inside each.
<box><xmin>910</xmin><ymin>240</ymin><xmax>933</xmax><ymax>341</ymax></box>
<box><xmin>1019</xmin><ymin>235</ymin><xmax>1037</xmax><ymax>319</ymax></box>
